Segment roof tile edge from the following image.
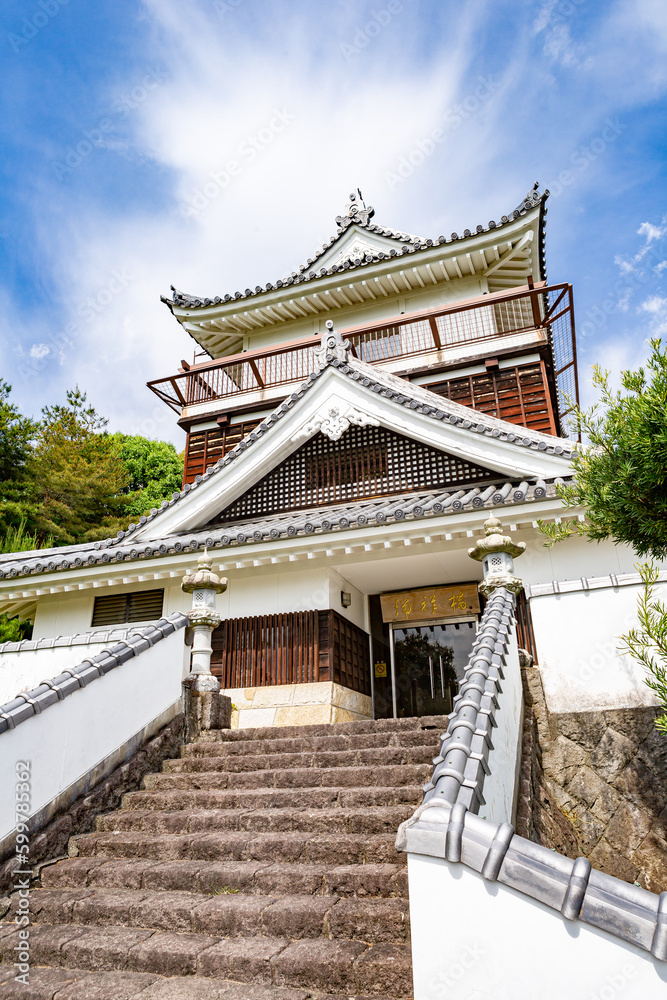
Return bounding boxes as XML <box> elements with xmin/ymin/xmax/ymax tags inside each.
<box><xmin>0</xmin><ymin>612</ymin><xmax>188</xmax><ymax>736</ymax></box>
<box><xmin>395</xmin><ymin>588</ymin><xmax>667</xmax><ymax>961</ymax></box>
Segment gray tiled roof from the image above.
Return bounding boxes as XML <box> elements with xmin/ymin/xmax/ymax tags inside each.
<box><xmin>0</xmin><ymin>613</ymin><xmax>188</xmax><ymax>735</ymax></box>
<box><xmin>162</xmin><ymin>185</ymin><xmax>548</xmax><ymax>311</ymax></box>
<box><xmin>396</xmin><ymin>588</ymin><xmax>667</xmax><ymax>962</ymax></box>
<box><xmin>0</xmin><ymin>480</ymin><xmax>567</xmax><ymax>583</ymax></box>
<box><xmin>107</xmin><ymin>348</ymin><xmax>573</xmax><ymax>548</ymax></box>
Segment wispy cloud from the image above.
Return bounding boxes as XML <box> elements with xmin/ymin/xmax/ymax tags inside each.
<box><xmin>1</xmin><ymin>0</ymin><xmax>666</xmax><ymax>442</ymax></box>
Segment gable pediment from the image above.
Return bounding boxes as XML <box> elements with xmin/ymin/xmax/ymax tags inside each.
<box><xmin>209</xmin><ymin>424</ymin><xmax>503</xmax><ymax>526</ymax></box>
<box><xmin>128</xmin><ymin>355</ymin><xmax>573</xmax><ymax>542</ymax></box>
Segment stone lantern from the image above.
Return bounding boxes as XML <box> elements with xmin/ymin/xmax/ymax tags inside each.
<box><xmin>468</xmin><ymin>514</ymin><xmax>526</xmax><ymax>597</ymax></box>
<box><xmin>181</xmin><ymin>548</ymin><xmax>228</xmax><ymax>692</ymax></box>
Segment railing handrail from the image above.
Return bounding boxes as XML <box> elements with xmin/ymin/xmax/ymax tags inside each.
<box><xmin>147</xmin><ymin>282</ymin><xmax>577</xmax><ymax>431</ymax></box>
<box><xmin>151</xmin><ymin>281</ymin><xmax>554</xmax><ymax>383</ymax></box>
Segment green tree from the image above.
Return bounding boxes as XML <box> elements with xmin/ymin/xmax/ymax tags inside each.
<box><xmin>113</xmin><ymin>434</ymin><xmax>183</xmax><ymax>519</ymax></box>
<box><xmin>0</xmin><ymin>612</ymin><xmax>32</xmax><ymax>644</ymax></box>
<box><xmin>541</xmin><ymin>338</ymin><xmax>667</xmax><ymax>729</ymax></box>
<box><xmin>0</xmin><ymin>381</ymin><xmax>36</xmax><ymax>538</ymax></box>
<box><xmin>27</xmin><ymin>387</ymin><xmax>130</xmax><ymax>545</ymax></box>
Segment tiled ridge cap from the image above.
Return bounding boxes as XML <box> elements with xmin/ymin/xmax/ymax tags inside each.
<box><xmin>398</xmin><ymin>797</ymin><xmax>667</xmax><ymax>962</ymax></box>
<box><xmin>162</xmin><ymin>188</ymin><xmax>548</xmax><ymax>310</ymax></box>
<box><xmin>420</xmin><ymin>587</ymin><xmax>516</xmax><ymax>812</ymax></box>
<box><xmin>0</xmin><ymin>480</ymin><xmax>570</xmax><ymax>581</ymax></box>
<box><xmin>0</xmin><ymin>613</ymin><xmax>188</xmax><ymax>736</ymax></box>
<box><xmin>103</xmin><ymin>353</ymin><xmax>573</xmax><ymax>548</ymax></box>
<box><xmin>396</xmin><ymin>587</ymin><xmax>667</xmax><ymax>962</ymax></box>
<box><xmin>525</xmin><ymin>569</ymin><xmax>667</xmax><ymax>598</ymax></box>
<box><xmin>0</xmin><ymin>622</ymin><xmax>164</xmax><ymax>655</ymax></box>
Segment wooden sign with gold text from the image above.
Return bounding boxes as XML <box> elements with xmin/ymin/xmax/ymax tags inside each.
<box><xmin>380</xmin><ymin>584</ymin><xmax>480</xmax><ymax>623</ymax></box>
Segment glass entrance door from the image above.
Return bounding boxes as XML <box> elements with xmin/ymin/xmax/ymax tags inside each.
<box><xmin>391</xmin><ymin>618</ymin><xmax>477</xmax><ymax>718</ymax></box>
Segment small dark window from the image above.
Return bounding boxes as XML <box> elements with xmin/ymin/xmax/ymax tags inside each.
<box><xmin>91</xmin><ymin>589</ymin><xmax>164</xmax><ymax>627</ymax></box>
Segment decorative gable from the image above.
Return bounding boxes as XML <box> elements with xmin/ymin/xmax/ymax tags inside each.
<box><xmin>208</xmin><ymin>424</ymin><xmax>502</xmax><ymax>525</ymax></box>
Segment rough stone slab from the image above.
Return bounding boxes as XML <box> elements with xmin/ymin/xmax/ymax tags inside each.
<box><xmin>54</xmin><ymin>969</ymin><xmax>160</xmax><ymax>999</ymax></box>
<box><xmin>127</xmin><ymin>930</ymin><xmax>220</xmax><ymax>976</ymax></box>
<box><xmin>40</xmin><ymin>859</ymin><xmax>109</xmax><ymax>889</ymax></box>
<box><xmin>260</xmin><ymin>896</ymin><xmax>335</xmax><ymax>939</ymax></box>
<box><xmin>354</xmin><ymin>943</ymin><xmax>414</xmax><ymax>996</ymax></box>
<box><xmin>272</xmin><ymin>938</ymin><xmax>367</xmax><ymax>993</ymax></box>
<box><xmin>71</xmin><ymin>889</ymin><xmax>151</xmax><ymax>927</ymax></box>
<box><xmin>0</xmin><ymin>965</ymin><xmax>81</xmax><ymax>999</ymax></box>
<box><xmin>197</xmin><ymin>936</ymin><xmax>289</xmax><ymax>983</ymax></box>
<box><xmin>192</xmin><ymin>894</ymin><xmax>272</xmax><ymax>936</ymax></box>
<box><xmin>61</xmin><ymin>926</ymin><xmax>154</xmax><ymax>971</ymax></box>
<box><xmin>327</xmin><ymin>897</ymin><xmax>409</xmax><ymax>942</ymax></box>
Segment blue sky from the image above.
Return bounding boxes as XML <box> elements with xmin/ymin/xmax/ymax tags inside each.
<box><xmin>1</xmin><ymin>0</ymin><xmax>666</xmax><ymax>446</ymax></box>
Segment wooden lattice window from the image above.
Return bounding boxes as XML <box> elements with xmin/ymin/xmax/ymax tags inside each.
<box><xmin>427</xmin><ymin>362</ymin><xmax>556</xmax><ymax>436</ymax></box>
<box><xmin>210</xmin><ymin>425</ymin><xmax>500</xmax><ymax>524</ymax></box>
<box><xmin>91</xmin><ymin>589</ymin><xmax>164</xmax><ymax>627</ymax></box>
<box><xmin>184</xmin><ymin>420</ymin><xmax>261</xmax><ymax>485</ymax></box>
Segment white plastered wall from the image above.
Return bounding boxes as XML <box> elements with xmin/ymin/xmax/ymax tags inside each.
<box><xmin>531</xmin><ymin>583</ymin><xmax>663</xmax><ymax>714</ymax></box>
<box><xmin>0</xmin><ymin>627</ymin><xmax>189</xmax><ymax>845</ymax></box>
<box><xmin>407</xmin><ymin>853</ymin><xmax>667</xmax><ymax>1000</ymax></box>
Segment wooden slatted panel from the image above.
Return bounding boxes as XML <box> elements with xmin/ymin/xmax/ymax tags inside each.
<box><xmin>209</xmin><ymin>609</ymin><xmax>368</xmax><ymax>694</ymax></box>
<box><xmin>91</xmin><ymin>589</ymin><xmax>164</xmax><ymax>627</ymax></box>
<box><xmin>183</xmin><ymin>421</ymin><xmax>261</xmax><ymax>485</ymax></box>
<box><xmin>428</xmin><ymin>361</ymin><xmax>556</xmax><ymax>435</ymax></box>
<box><xmin>516</xmin><ymin>590</ymin><xmax>538</xmax><ymax>665</ymax></box>
<box><xmin>211</xmin><ymin>425</ymin><xmax>500</xmax><ymax>524</ymax></box>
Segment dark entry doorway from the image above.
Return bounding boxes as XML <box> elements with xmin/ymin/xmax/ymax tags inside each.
<box><xmin>391</xmin><ymin>619</ymin><xmax>477</xmax><ymax>717</ymax></box>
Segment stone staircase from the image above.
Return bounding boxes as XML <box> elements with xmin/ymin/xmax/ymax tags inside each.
<box><xmin>0</xmin><ymin>715</ymin><xmax>446</xmax><ymax>999</ymax></box>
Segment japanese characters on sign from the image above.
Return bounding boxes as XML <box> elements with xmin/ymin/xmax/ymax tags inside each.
<box><xmin>379</xmin><ymin>584</ymin><xmax>480</xmax><ymax>623</ymax></box>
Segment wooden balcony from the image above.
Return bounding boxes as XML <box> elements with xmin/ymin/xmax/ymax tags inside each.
<box><xmin>148</xmin><ymin>281</ymin><xmax>578</xmax><ymax>431</ymax></box>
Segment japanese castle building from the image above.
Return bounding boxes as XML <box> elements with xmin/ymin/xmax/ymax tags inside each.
<box><xmin>1</xmin><ymin>186</ymin><xmax>666</xmax><ymax>999</ymax></box>
<box><xmin>0</xmin><ymin>186</ymin><xmax>653</xmax><ymax>728</ymax></box>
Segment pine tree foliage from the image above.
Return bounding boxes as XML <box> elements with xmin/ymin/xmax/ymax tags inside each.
<box><xmin>540</xmin><ymin>338</ymin><xmax>667</xmax><ymax>557</ymax></box>
<box><xmin>540</xmin><ymin>339</ymin><xmax>667</xmax><ymax>732</ymax></box>
<box><xmin>26</xmin><ymin>388</ymin><xmax>130</xmax><ymax>545</ymax></box>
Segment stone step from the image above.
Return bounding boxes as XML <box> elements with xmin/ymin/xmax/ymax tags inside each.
<box><xmin>95</xmin><ymin>805</ymin><xmax>413</xmax><ymax>836</ymax></box>
<box><xmin>201</xmin><ymin>715</ymin><xmax>447</xmax><ymax>743</ymax></box>
<box><xmin>0</xmin><ymin>923</ymin><xmax>413</xmax><ymax>996</ymax></box>
<box><xmin>157</xmin><ymin>762</ymin><xmax>432</xmax><ymax>789</ymax></box>
<box><xmin>0</xmin><ymin>962</ymin><xmax>407</xmax><ymax>1000</ymax></box>
<box><xmin>188</xmin><ymin>729</ymin><xmax>441</xmax><ymax>755</ymax></box>
<box><xmin>126</xmin><ymin>784</ymin><xmax>421</xmax><ymax>812</ymax></box>
<box><xmin>177</xmin><ymin>745</ymin><xmax>434</xmax><ymax>769</ymax></box>
<box><xmin>13</xmin><ymin>887</ymin><xmax>409</xmax><ymax>942</ymax></box>
<box><xmin>70</xmin><ymin>830</ymin><xmax>400</xmax><ymax>866</ymax></box>
<box><xmin>0</xmin><ymin>964</ymin><xmax>346</xmax><ymax>1000</ymax></box>
<box><xmin>42</xmin><ymin>857</ymin><xmax>409</xmax><ymax>898</ymax></box>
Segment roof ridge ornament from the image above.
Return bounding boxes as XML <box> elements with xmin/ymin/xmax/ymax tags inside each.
<box><xmin>314</xmin><ymin>319</ymin><xmax>352</xmax><ymax>368</ymax></box>
<box><xmin>335</xmin><ymin>187</ymin><xmax>375</xmax><ymax>229</ymax></box>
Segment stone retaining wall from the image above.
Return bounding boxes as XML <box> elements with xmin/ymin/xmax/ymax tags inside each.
<box><xmin>517</xmin><ymin>666</ymin><xmax>667</xmax><ymax>893</ymax></box>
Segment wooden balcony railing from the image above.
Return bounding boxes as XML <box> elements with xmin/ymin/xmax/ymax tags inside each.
<box><xmin>148</xmin><ymin>281</ymin><xmax>578</xmax><ymax>434</ymax></box>
<box><xmin>210</xmin><ymin>609</ymin><xmax>371</xmax><ymax>696</ymax></box>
